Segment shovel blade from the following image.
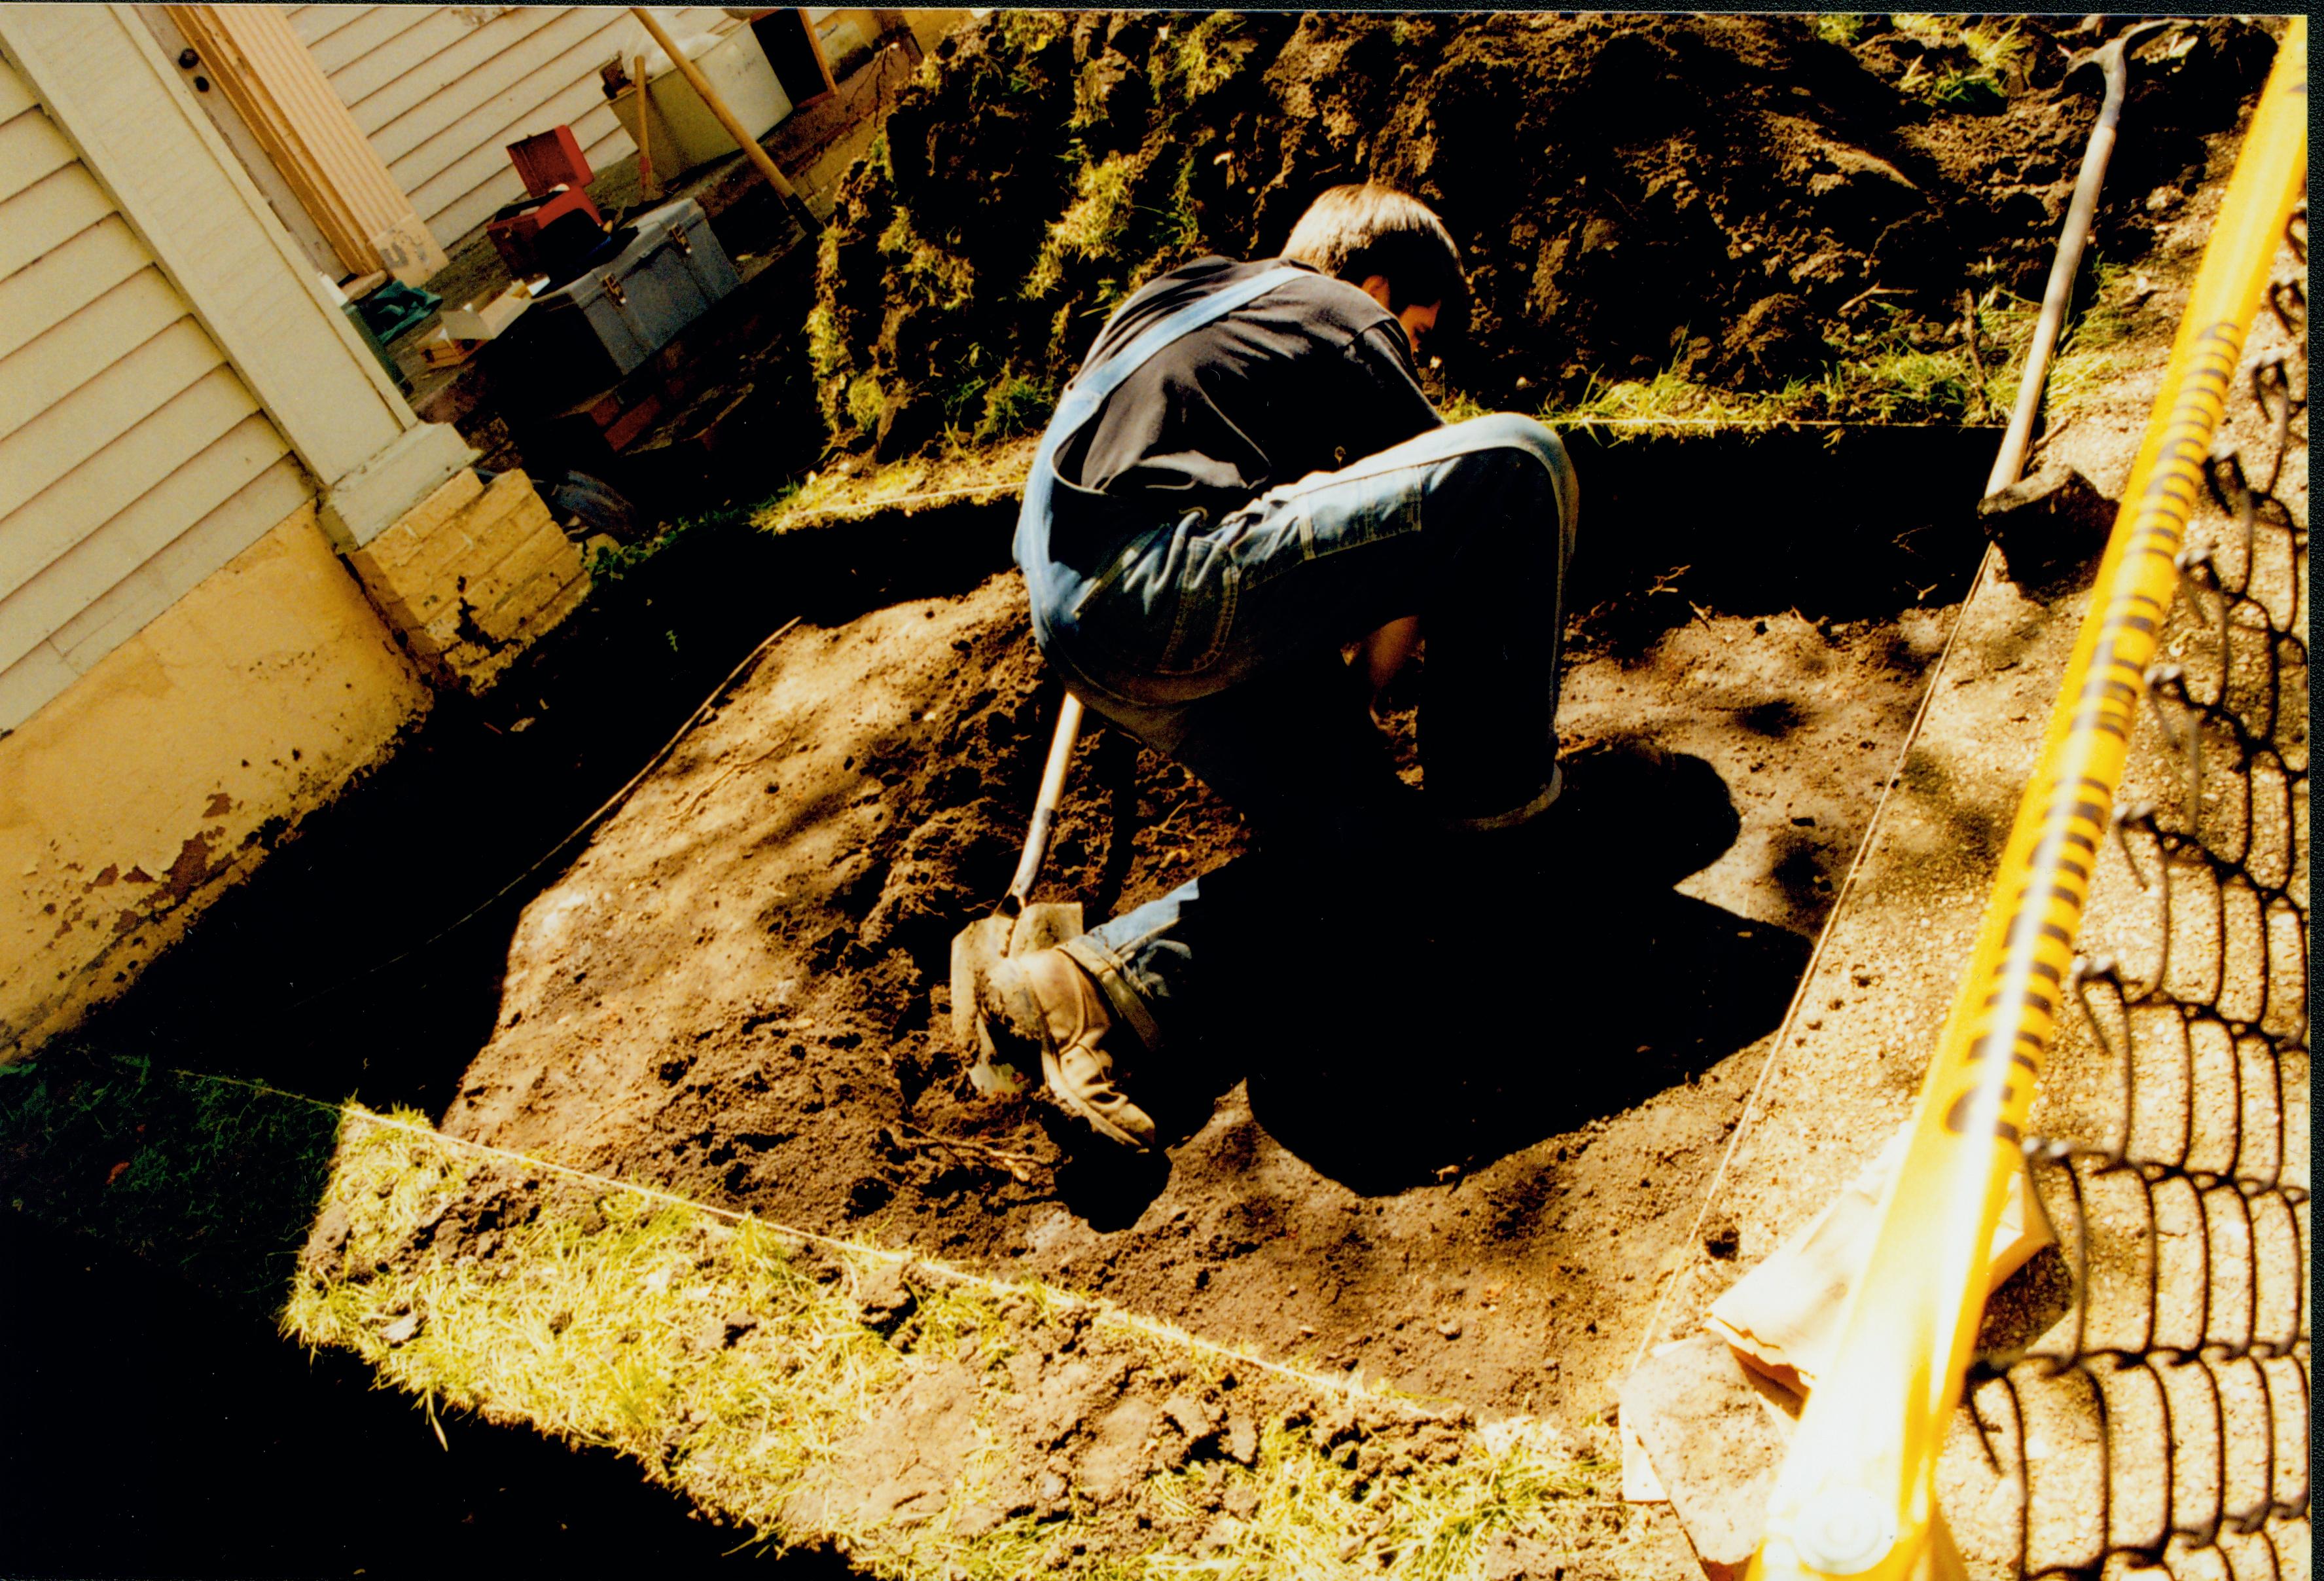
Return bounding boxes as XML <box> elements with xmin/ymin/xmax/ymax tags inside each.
<box><xmin>1008</xmin><ymin>901</ymin><xmax>1084</xmax><ymax>958</ymax></box>
<box><xmin>951</xmin><ymin>903</ymin><xmax>1086</xmax><ymax>1098</ymax></box>
<box><xmin>950</xmin><ymin>914</ymin><xmax>1031</xmax><ymax>1097</ymax></box>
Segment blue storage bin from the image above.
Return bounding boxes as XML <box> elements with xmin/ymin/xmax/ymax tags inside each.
<box><xmin>514</xmin><ymin>198</ymin><xmax>742</xmax><ymax>395</ymax></box>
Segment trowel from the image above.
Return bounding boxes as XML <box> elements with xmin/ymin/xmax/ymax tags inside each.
<box><xmin>950</xmin><ymin>693</ymin><xmax>1086</xmax><ymax>1096</ymax></box>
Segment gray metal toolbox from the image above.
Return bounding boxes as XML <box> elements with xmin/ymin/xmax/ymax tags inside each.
<box><xmin>516</xmin><ymin>198</ymin><xmax>742</xmax><ymax>392</ymax></box>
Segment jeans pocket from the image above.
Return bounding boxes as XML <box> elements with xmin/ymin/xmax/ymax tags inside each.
<box><xmin>1155</xmin><ymin>564</ymin><xmax>1237</xmax><ymax>674</ymax></box>
<box><xmin>1070</xmin><ymin>539</ymin><xmax>1239</xmax><ymax>680</ymax></box>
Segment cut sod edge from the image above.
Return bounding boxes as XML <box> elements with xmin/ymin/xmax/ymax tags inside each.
<box><xmin>213</xmin><ymin>1069</ymin><xmax>1634</xmax><ymax>1575</ymax></box>
<box><xmin>281</xmin><ymin>1081</ymin><xmax>1387</xmax><ymax>1401</ymax></box>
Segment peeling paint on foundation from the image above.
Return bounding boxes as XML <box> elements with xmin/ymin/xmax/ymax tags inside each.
<box><xmin>1</xmin><ymin>503</ymin><xmax>432</xmax><ymax>1061</ymax></box>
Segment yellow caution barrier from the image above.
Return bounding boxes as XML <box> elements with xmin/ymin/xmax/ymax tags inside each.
<box><xmin>1748</xmin><ymin>20</ymin><xmax>2308</xmax><ymax>1581</ymax></box>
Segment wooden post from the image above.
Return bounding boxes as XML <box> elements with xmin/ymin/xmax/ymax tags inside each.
<box><xmin>799</xmin><ymin>8</ymin><xmax>839</xmax><ymax>97</ymax></box>
<box><xmin>632</xmin><ymin>53</ymin><xmax>662</xmax><ymax>201</ymax></box>
<box><xmin>628</xmin><ymin>7</ymin><xmax>822</xmax><ymax>233</ymax></box>
<box><xmin>162</xmin><ymin>5</ymin><xmax>444</xmax><ymax>284</ymax></box>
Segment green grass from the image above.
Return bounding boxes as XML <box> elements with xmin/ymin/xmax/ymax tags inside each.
<box><xmin>14</xmin><ymin>1053</ymin><xmax>1630</xmax><ymax>1575</ymax></box>
<box><xmin>1887</xmin><ymin>15</ymin><xmax>2024</xmax><ymax>111</ymax></box>
<box><xmin>1026</xmin><ymin>153</ymin><xmax>1141</xmax><ymax>299</ymax></box>
<box><xmin>582</xmin><ymin>498</ymin><xmax>762</xmax><ymax>584</ymax></box>
<box><xmin>1529</xmin><ymin>262</ymin><xmax>2142</xmax><ymax>435</ymax></box>
<box><xmin>974</xmin><ymin>365</ymin><xmax>1055</xmax><ymax>442</ymax></box>
<box><xmin>846</xmin><ymin>371</ymin><xmax>889</xmax><ymax>431</ymax></box>
<box><xmin>879</xmin><ymin>209</ymin><xmax>976</xmax><ymax>312</ymax></box>
<box><xmin>273</xmin><ymin>1104</ymin><xmax>1638</xmax><ymax>1577</ymax></box>
<box><xmin>1544</xmin><ymin>368</ymin><xmax>1811</xmax><ymax>429</ymax></box>
<box><xmin>0</xmin><ymin>1052</ymin><xmax>340</xmax><ymax>1308</ymax></box>
<box><xmin>1151</xmin><ymin>12</ymin><xmax>1257</xmax><ymax>103</ymax></box>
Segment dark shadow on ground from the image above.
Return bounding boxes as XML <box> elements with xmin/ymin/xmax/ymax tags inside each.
<box><xmin>1245</xmin><ymin>886</ymin><xmax>1811</xmax><ymax>1193</ymax></box>
<box><xmin>0</xmin><ymin>1212</ymin><xmax>845</xmax><ymax>1578</ymax></box>
<box><xmin>0</xmin><ymin>1060</ymin><xmax>849</xmax><ymax>1576</ymax></box>
<box><xmin>1255</xmin><ymin>748</ymin><xmax>1806</xmax><ymax>1191</ymax></box>
<box><xmin>1039</xmin><ymin>746</ymin><xmax>1808</xmax><ymax>1207</ymax></box>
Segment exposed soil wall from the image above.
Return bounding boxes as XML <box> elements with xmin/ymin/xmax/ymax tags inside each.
<box><xmin>810</xmin><ymin>12</ymin><xmax>2272</xmax><ymax>456</ymax></box>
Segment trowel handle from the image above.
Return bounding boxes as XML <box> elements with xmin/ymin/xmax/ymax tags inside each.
<box><xmin>1004</xmin><ymin>693</ymin><xmax>1084</xmax><ymax>913</ymax></box>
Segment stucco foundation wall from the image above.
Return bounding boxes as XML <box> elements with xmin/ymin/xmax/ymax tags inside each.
<box><xmin>1</xmin><ymin>500</ymin><xmax>430</xmax><ymax>1060</ymax></box>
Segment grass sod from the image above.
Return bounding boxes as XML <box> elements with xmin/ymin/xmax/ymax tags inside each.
<box><xmin>268</xmin><ymin>1100</ymin><xmax>1635</xmax><ymax>1578</ymax></box>
<box><xmin>1525</xmin><ymin>261</ymin><xmax>2139</xmax><ymax>439</ymax></box>
<box><xmin>758</xmin><ymin>258</ymin><xmax>2133</xmax><ymax>524</ymax></box>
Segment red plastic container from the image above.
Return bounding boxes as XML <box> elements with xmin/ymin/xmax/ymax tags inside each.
<box><xmin>488</xmin><ymin>126</ymin><xmax>603</xmax><ymax>276</ymax></box>
<box><xmin>507</xmin><ymin>126</ymin><xmax>592</xmax><ymax>194</ymax></box>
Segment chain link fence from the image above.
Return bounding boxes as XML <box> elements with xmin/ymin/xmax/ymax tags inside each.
<box><xmin>1965</xmin><ymin>204</ymin><xmax>2308</xmax><ymax>1581</ymax></box>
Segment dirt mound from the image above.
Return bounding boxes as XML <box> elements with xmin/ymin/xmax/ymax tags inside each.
<box><xmin>808</xmin><ymin>12</ymin><xmax>2273</xmax><ymax>456</ymax></box>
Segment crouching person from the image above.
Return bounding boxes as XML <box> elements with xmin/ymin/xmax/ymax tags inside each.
<box><xmin>982</xmin><ymin>183</ymin><xmax>1580</xmax><ymax>1151</ymax></box>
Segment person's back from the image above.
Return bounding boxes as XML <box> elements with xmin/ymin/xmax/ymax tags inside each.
<box><xmin>1057</xmin><ymin>256</ymin><xmax>1440</xmax><ymax>522</ymax></box>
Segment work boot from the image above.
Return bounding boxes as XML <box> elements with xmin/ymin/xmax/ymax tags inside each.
<box><xmin>985</xmin><ymin>948</ymin><xmax>1157</xmax><ymax>1152</ymax></box>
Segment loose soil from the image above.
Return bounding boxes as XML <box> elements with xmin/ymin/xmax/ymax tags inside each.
<box><xmin>440</xmin><ymin>418</ymin><xmax>1999</xmax><ymax>1441</ymax></box>
<box><xmin>814</xmin><ymin>12</ymin><xmax>2272</xmax><ymax>454</ymax></box>
<box><xmin>408</xmin><ymin>14</ymin><xmax>2289</xmax><ymax>1560</ymax></box>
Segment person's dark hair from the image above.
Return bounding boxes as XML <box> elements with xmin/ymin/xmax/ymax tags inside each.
<box><xmin>1280</xmin><ymin>183</ymin><xmax>1465</xmax><ymax>319</ymax></box>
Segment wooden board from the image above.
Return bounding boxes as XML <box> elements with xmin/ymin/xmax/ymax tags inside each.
<box><xmin>167</xmin><ymin>3</ymin><xmax>444</xmax><ymax>282</ymax></box>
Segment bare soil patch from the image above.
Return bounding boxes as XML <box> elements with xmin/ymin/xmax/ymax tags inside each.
<box><xmin>440</xmin><ymin>421</ymin><xmax>1994</xmax><ymax>1442</ymax></box>
<box><xmin>19</xmin><ymin>14</ymin><xmax>2286</xmax><ymax>1571</ymax></box>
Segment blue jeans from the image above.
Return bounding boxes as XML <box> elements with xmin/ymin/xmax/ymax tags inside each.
<box><xmin>1020</xmin><ymin>414</ymin><xmax>1580</xmax><ymax>1053</ymax></box>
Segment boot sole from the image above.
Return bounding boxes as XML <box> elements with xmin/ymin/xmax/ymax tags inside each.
<box><xmin>986</xmin><ymin>958</ymin><xmax>1151</xmax><ymax>1152</ymax></box>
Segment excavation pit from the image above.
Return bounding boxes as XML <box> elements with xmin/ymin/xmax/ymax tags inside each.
<box><xmin>399</xmin><ymin>419</ymin><xmax>2007</xmax><ymax>1428</ymax></box>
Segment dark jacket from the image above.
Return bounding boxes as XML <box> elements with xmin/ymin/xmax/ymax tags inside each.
<box><xmin>1055</xmin><ymin>256</ymin><xmax>1442</xmax><ymax>520</ymax></box>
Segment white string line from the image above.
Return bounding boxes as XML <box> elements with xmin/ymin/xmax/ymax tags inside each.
<box><xmin>767</xmin><ymin>420</ymin><xmax>2001</xmax><ymax>524</ymax></box>
<box><xmin>189</xmin><ymin>1066</ymin><xmax>1476</xmax><ymax>1421</ymax></box>
<box><xmin>1621</xmin><ymin>542</ymin><xmax>2005</xmax><ymax>1384</ymax></box>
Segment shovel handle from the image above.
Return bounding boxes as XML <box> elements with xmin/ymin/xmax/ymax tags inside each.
<box><xmin>1003</xmin><ymin>693</ymin><xmax>1084</xmax><ymax>913</ymax></box>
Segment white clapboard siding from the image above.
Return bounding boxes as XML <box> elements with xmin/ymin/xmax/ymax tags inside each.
<box><xmin>0</xmin><ymin>268</ymin><xmax>191</xmax><ymax>439</ymax></box>
<box><xmin>313</xmin><ymin>5</ymin><xmax>448</xmax><ymax>87</ymax></box>
<box><xmin>305</xmin><ymin>5</ymin><xmax>437</xmax><ymax>79</ymax></box>
<box><xmin>0</xmin><ymin>59</ymin><xmax>32</xmax><ymax>119</ymax></box>
<box><xmin>287</xmin><ymin>4</ymin><xmax>732</xmax><ymax>249</ymax></box>
<box><xmin>43</xmin><ymin>439</ymin><xmax>312</xmax><ymax>669</ymax></box>
<box><xmin>360</xmin><ymin>9</ymin><xmax>599</xmax><ymax>161</ymax></box>
<box><xmin>0</xmin><ymin>57</ymin><xmax>300</xmax><ymax>731</ymax></box>
<box><xmin>0</xmin><ymin>101</ymin><xmax>77</xmax><ymax>203</ymax></box>
<box><xmin>1</xmin><ymin>362</ymin><xmax>262</xmax><ymax>605</ymax></box>
<box><xmin>47</xmin><ymin>455</ymin><xmax>312</xmax><ymax>675</ymax></box>
<box><xmin>0</xmin><ymin>164</ymin><xmax>115</xmax><ymax>280</ymax></box>
<box><xmin>0</xmin><ymin>319</ymin><xmax>232</xmax><ymax>530</ymax></box>
<box><xmin>0</xmin><ymin>216</ymin><xmax>150</xmax><ymax>364</ymax></box>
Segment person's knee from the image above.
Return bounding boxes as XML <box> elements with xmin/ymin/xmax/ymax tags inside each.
<box><xmin>1444</xmin><ymin>410</ymin><xmax>1565</xmax><ymax>471</ymax></box>
<box><xmin>1435</xmin><ymin>414</ymin><xmax>1574</xmax><ymax>521</ymax></box>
